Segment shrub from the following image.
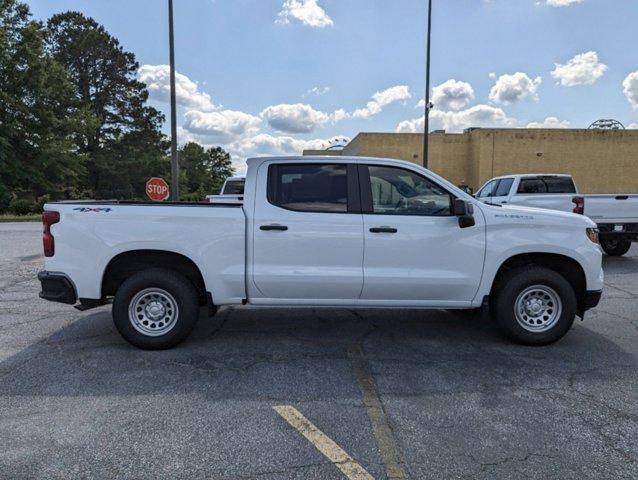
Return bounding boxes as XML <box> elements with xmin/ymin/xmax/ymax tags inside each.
<box><xmin>9</xmin><ymin>198</ymin><xmax>34</xmax><ymax>216</ymax></box>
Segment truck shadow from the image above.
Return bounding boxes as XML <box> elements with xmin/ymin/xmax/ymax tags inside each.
<box><xmin>0</xmin><ymin>305</ymin><xmax>634</xmax><ymax>403</ymax></box>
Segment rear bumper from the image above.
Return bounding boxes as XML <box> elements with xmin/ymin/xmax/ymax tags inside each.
<box><xmin>583</xmin><ymin>289</ymin><xmax>602</xmax><ymax>311</ymax></box>
<box><xmin>38</xmin><ymin>271</ymin><xmax>77</xmax><ymax>304</ymax></box>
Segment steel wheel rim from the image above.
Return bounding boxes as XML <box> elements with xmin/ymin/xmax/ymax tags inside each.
<box><xmin>128</xmin><ymin>288</ymin><xmax>179</xmax><ymax>337</ymax></box>
<box><xmin>514</xmin><ymin>285</ymin><xmax>562</xmax><ymax>333</ymax></box>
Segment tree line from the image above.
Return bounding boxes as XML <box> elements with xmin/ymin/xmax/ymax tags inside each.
<box><xmin>0</xmin><ymin>0</ymin><xmax>234</xmax><ymax>214</ymax></box>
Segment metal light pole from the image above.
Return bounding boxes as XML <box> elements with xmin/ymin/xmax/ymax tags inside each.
<box><xmin>168</xmin><ymin>0</ymin><xmax>179</xmax><ymax>200</ymax></box>
<box><xmin>422</xmin><ymin>0</ymin><xmax>433</xmax><ymax>169</ymax></box>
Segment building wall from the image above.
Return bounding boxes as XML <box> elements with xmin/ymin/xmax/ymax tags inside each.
<box><xmin>305</xmin><ymin>129</ymin><xmax>638</xmax><ymax>193</ymax></box>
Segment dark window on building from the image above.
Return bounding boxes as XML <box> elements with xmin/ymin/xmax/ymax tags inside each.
<box><xmin>494</xmin><ymin>178</ymin><xmax>514</xmax><ymax>197</ymax></box>
<box><xmin>268</xmin><ymin>164</ymin><xmax>348</xmax><ymax>213</ymax></box>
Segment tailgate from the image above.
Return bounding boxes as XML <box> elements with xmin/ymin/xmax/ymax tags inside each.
<box><xmin>584</xmin><ymin>195</ymin><xmax>638</xmax><ymax>224</ymax></box>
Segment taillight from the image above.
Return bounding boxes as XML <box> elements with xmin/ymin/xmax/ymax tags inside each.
<box><xmin>42</xmin><ymin>211</ymin><xmax>60</xmax><ymax>257</ymax></box>
<box><xmin>572</xmin><ymin>196</ymin><xmax>584</xmax><ymax>215</ymax></box>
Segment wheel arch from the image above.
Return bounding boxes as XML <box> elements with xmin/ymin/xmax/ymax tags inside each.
<box><xmin>101</xmin><ymin>249</ymin><xmax>208</xmax><ymax>304</ymax></box>
<box><xmin>489</xmin><ymin>253</ymin><xmax>588</xmax><ymax>314</ymax></box>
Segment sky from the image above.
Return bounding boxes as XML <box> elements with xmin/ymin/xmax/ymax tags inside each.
<box><xmin>28</xmin><ymin>0</ymin><xmax>638</xmax><ymax>173</ymax></box>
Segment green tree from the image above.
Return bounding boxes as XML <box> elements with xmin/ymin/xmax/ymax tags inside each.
<box><xmin>178</xmin><ymin>142</ymin><xmax>234</xmax><ymax>198</ymax></box>
<box><xmin>45</xmin><ymin>11</ymin><xmax>168</xmax><ymax>199</ymax></box>
<box><xmin>0</xmin><ymin>0</ymin><xmax>87</xmax><ymax>210</ymax></box>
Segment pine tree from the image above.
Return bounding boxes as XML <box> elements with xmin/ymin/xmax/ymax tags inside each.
<box><xmin>45</xmin><ymin>11</ymin><xmax>169</xmax><ymax>199</ymax></box>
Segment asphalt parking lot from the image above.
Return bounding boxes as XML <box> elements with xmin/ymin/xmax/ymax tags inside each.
<box><xmin>0</xmin><ymin>222</ymin><xmax>637</xmax><ymax>479</ymax></box>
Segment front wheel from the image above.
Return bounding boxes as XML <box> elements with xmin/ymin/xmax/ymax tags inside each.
<box><xmin>600</xmin><ymin>237</ymin><xmax>631</xmax><ymax>257</ymax></box>
<box><xmin>112</xmin><ymin>268</ymin><xmax>200</xmax><ymax>350</ymax></box>
<box><xmin>491</xmin><ymin>266</ymin><xmax>577</xmax><ymax>345</ymax></box>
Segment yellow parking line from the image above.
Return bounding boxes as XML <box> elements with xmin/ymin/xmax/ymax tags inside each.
<box><xmin>348</xmin><ymin>345</ymin><xmax>408</xmax><ymax>480</ymax></box>
<box><xmin>273</xmin><ymin>405</ymin><xmax>375</xmax><ymax>480</ymax></box>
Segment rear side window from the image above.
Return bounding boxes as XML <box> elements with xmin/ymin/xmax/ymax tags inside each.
<box><xmin>222</xmin><ymin>180</ymin><xmax>244</xmax><ymax>195</ymax></box>
<box><xmin>268</xmin><ymin>164</ymin><xmax>348</xmax><ymax>213</ymax></box>
<box><xmin>542</xmin><ymin>176</ymin><xmax>576</xmax><ymax>193</ymax></box>
<box><xmin>517</xmin><ymin>177</ymin><xmax>576</xmax><ymax>194</ymax></box>
<box><xmin>494</xmin><ymin>178</ymin><xmax>514</xmax><ymax>197</ymax></box>
<box><xmin>518</xmin><ymin>178</ymin><xmax>548</xmax><ymax>194</ymax></box>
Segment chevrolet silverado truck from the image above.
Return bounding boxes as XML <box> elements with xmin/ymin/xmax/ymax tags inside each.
<box><xmin>476</xmin><ymin>174</ymin><xmax>638</xmax><ymax>256</ymax></box>
<box><xmin>39</xmin><ymin>156</ymin><xmax>604</xmax><ymax>349</ymax></box>
<box><xmin>206</xmin><ymin>176</ymin><xmax>244</xmax><ymax>205</ymax></box>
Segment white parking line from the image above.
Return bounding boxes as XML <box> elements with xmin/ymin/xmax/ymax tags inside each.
<box><xmin>273</xmin><ymin>405</ymin><xmax>375</xmax><ymax>480</ymax></box>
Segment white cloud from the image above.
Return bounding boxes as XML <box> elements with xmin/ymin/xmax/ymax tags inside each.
<box><xmin>352</xmin><ymin>85</ymin><xmax>411</xmax><ymax>119</ymax></box>
<box><xmin>260</xmin><ymin>103</ymin><xmax>329</xmax><ymax>133</ymax></box>
<box><xmin>545</xmin><ymin>0</ymin><xmax>583</xmax><ymax>7</ymax></box>
<box><xmin>396</xmin><ymin>104</ymin><xmax>516</xmax><ymax>134</ymax></box>
<box><xmin>416</xmin><ymin>79</ymin><xmax>474</xmax><ymax>111</ymax></box>
<box><xmin>227</xmin><ymin>134</ymin><xmax>351</xmax><ymax>174</ymax></box>
<box><xmin>305</xmin><ymin>86</ymin><xmax>330</xmax><ymax>97</ymax></box>
<box><xmin>139</xmin><ymin>64</ymin><xmax>215</xmax><ymax>111</ymax></box>
<box><xmin>623</xmin><ymin>71</ymin><xmax>638</xmax><ymax>109</ymax></box>
<box><xmin>551</xmin><ymin>51</ymin><xmax>607</xmax><ymax>86</ymax></box>
<box><xmin>626</xmin><ymin>123</ymin><xmax>638</xmax><ymax>129</ymax></box>
<box><xmin>330</xmin><ymin>108</ymin><xmax>349</xmax><ymax>122</ymax></box>
<box><xmin>276</xmin><ymin>0</ymin><xmax>333</xmax><ymax>28</ymax></box>
<box><xmin>182</xmin><ymin>109</ymin><xmax>261</xmax><ymax>143</ymax></box>
<box><xmin>489</xmin><ymin>72</ymin><xmax>542</xmax><ymax>105</ymax></box>
<box><xmin>526</xmin><ymin>117</ymin><xmax>570</xmax><ymax>128</ymax></box>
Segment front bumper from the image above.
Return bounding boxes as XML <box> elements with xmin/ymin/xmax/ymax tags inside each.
<box><xmin>38</xmin><ymin>271</ymin><xmax>77</xmax><ymax>304</ymax></box>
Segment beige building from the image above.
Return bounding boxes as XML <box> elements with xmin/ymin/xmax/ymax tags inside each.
<box><xmin>304</xmin><ymin>129</ymin><xmax>638</xmax><ymax>193</ymax></box>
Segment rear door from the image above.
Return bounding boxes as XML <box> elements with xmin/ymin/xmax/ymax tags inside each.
<box><xmin>251</xmin><ymin>162</ymin><xmax>364</xmax><ymax>301</ymax></box>
<box><xmin>358</xmin><ymin>164</ymin><xmax>486</xmax><ymax>304</ymax></box>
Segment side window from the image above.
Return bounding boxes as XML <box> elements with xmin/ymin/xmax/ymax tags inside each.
<box><xmin>364</xmin><ymin>165</ymin><xmax>452</xmax><ymax>216</ymax></box>
<box><xmin>543</xmin><ymin>176</ymin><xmax>576</xmax><ymax>194</ymax></box>
<box><xmin>268</xmin><ymin>164</ymin><xmax>348</xmax><ymax>213</ymax></box>
<box><xmin>223</xmin><ymin>180</ymin><xmax>244</xmax><ymax>195</ymax></box>
<box><xmin>494</xmin><ymin>178</ymin><xmax>514</xmax><ymax>197</ymax></box>
<box><xmin>478</xmin><ymin>180</ymin><xmax>497</xmax><ymax>198</ymax></box>
<box><xmin>518</xmin><ymin>178</ymin><xmax>548</xmax><ymax>194</ymax></box>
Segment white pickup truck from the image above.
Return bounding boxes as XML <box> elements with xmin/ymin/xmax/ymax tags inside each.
<box><xmin>476</xmin><ymin>174</ymin><xmax>638</xmax><ymax>257</ymax></box>
<box><xmin>39</xmin><ymin>156</ymin><xmax>603</xmax><ymax>349</ymax></box>
<box><xmin>206</xmin><ymin>176</ymin><xmax>244</xmax><ymax>205</ymax></box>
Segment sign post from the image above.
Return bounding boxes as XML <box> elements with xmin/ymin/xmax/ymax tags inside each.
<box><xmin>146</xmin><ymin>177</ymin><xmax>170</xmax><ymax>202</ymax></box>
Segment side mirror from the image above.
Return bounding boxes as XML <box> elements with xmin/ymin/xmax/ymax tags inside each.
<box><xmin>453</xmin><ymin>199</ymin><xmax>475</xmax><ymax>228</ymax></box>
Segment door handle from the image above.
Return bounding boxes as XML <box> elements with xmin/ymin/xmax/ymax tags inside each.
<box><xmin>260</xmin><ymin>224</ymin><xmax>288</xmax><ymax>231</ymax></box>
<box><xmin>369</xmin><ymin>227</ymin><xmax>397</xmax><ymax>234</ymax></box>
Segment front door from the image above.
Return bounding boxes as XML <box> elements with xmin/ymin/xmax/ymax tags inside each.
<box><xmin>359</xmin><ymin>164</ymin><xmax>486</xmax><ymax>304</ymax></box>
<box><xmin>251</xmin><ymin>162</ymin><xmax>364</xmax><ymax>301</ymax></box>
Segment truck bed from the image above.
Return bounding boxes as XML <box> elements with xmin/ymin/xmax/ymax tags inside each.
<box><xmin>43</xmin><ymin>201</ymin><xmax>247</xmax><ymax>304</ymax></box>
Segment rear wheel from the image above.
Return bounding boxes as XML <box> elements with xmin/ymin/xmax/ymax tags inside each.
<box><xmin>600</xmin><ymin>237</ymin><xmax>631</xmax><ymax>257</ymax></box>
<box><xmin>491</xmin><ymin>266</ymin><xmax>577</xmax><ymax>345</ymax></box>
<box><xmin>112</xmin><ymin>268</ymin><xmax>199</xmax><ymax>350</ymax></box>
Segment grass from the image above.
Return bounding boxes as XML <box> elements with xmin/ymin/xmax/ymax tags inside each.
<box><xmin>0</xmin><ymin>213</ymin><xmax>41</xmax><ymax>222</ymax></box>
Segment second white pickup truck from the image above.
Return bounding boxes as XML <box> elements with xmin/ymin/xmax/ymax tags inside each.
<box><xmin>476</xmin><ymin>174</ymin><xmax>638</xmax><ymax>256</ymax></box>
<box><xmin>39</xmin><ymin>156</ymin><xmax>603</xmax><ymax>349</ymax></box>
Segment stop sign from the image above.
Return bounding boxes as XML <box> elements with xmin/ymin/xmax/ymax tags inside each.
<box><xmin>146</xmin><ymin>177</ymin><xmax>170</xmax><ymax>202</ymax></box>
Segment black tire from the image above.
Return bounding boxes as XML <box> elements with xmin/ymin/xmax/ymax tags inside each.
<box><xmin>491</xmin><ymin>266</ymin><xmax>577</xmax><ymax>346</ymax></box>
<box><xmin>600</xmin><ymin>237</ymin><xmax>632</xmax><ymax>257</ymax></box>
<box><xmin>112</xmin><ymin>268</ymin><xmax>199</xmax><ymax>350</ymax></box>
